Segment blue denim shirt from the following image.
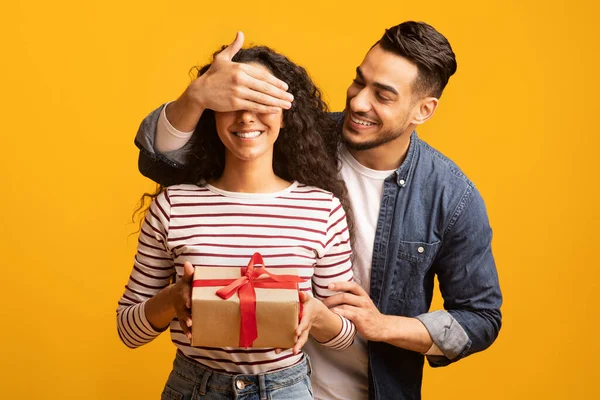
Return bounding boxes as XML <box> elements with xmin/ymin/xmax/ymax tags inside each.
<box><xmin>134</xmin><ymin>106</ymin><xmax>502</xmax><ymax>400</ymax></box>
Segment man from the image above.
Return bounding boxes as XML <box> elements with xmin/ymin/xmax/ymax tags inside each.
<box><xmin>134</xmin><ymin>21</ymin><xmax>502</xmax><ymax>399</ymax></box>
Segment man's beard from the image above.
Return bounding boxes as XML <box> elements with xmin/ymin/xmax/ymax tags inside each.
<box><xmin>342</xmin><ymin>126</ymin><xmax>404</xmax><ymax>151</ymax></box>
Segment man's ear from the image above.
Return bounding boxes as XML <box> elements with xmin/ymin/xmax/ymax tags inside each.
<box><xmin>411</xmin><ymin>97</ymin><xmax>439</xmax><ymax>125</ymax></box>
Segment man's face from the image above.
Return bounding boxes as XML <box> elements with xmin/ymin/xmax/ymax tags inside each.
<box><xmin>342</xmin><ymin>44</ymin><xmax>422</xmax><ymax>151</ymax></box>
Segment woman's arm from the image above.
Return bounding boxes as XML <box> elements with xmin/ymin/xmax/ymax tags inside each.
<box><xmin>293</xmin><ymin>196</ymin><xmax>356</xmax><ymax>353</ymax></box>
<box><xmin>116</xmin><ymin>190</ymin><xmax>195</xmax><ymax>346</ymax></box>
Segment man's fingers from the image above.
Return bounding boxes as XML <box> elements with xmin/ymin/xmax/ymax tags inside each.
<box><xmin>242</xmin><ymin>61</ymin><xmax>290</xmax><ymax>92</ymax></box>
<box><xmin>323</xmin><ymin>292</ymin><xmax>364</xmax><ymax>308</ymax></box>
<box><xmin>328</xmin><ymin>281</ymin><xmax>367</xmax><ymax>297</ymax></box>
<box><xmin>235</xmin><ymin>85</ymin><xmax>292</xmax><ymax>110</ymax></box>
<box><xmin>217</xmin><ymin>31</ymin><xmax>245</xmax><ymax>61</ymax></box>
<box><xmin>235</xmin><ymin>100</ymin><xmax>282</xmax><ymax>115</ymax></box>
<box><xmin>241</xmin><ymin>67</ymin><xmax>293</xmax><ymax>101</ymax></box>
<box><xmin>332</xmin><ymin>305</ymin><xmax>358</xmax><ymax>322</ymax></box>
<box><xmin>322</xmin><ymin>294</ymin><xmax>342</xmax><ymax>308</ymax></box>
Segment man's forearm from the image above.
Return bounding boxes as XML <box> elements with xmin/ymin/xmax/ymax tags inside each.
<box><xmin>155</xmin><ymin>101</ymin><xmax>196</xmax><ymax>154</ymax></box>
<box><xmin>380</xmin><ymin>315</ymin><xmax>435</xmax><ymax>354</ymax></box>
<box><xmin>165</xmin><ymin>94</ymin><xmax>205</xmax><ymax>133</ymax></box>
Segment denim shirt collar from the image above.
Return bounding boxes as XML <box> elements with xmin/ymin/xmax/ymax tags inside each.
<box><xmin>394</xmin><ymin>131</ymin><xmax>419</xmax><ymax>188</ymax></box>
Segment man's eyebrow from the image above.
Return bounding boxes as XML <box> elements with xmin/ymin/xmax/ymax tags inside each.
<box><xmin>356</xmin><ymin>67</ymin><xmax>364</xmax><ymax>80</ymax></box>
<box><xmin>356</xmin><ymin>67</ymin><xmax>399</xmax><ymax>96</ymax></box>
<box><xmin>374</xmin><ymin>82</ymin><xmax>398</xmax><ymax>96</ymax></box>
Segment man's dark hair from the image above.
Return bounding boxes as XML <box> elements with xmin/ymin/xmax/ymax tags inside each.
<box><xmin>378</xmin><ymin>21</ymin><xmax>457</xmax><ymax>98</ymax></box>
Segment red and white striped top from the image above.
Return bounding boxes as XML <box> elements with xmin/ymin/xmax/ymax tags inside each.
<box><xmin>117</xmin><ymin>181</ymin><xmax>356</xmax><ymax>374</ymax></box>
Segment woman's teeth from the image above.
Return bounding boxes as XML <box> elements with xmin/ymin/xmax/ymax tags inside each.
<box><xmin>234</xmin><ymin>131</ymin><xmax>263</xmax><ymax>138</ymax></box>
<box><xmin>351</xmin><ymin>116</ymin><xmax>376</xmax><ymax>126</ymax></box>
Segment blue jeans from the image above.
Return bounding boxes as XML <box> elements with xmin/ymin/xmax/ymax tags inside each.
<box><xmin>161</xmin><ymin>351</ymin><xmax>313</xmax><ymax>399</ymax></box>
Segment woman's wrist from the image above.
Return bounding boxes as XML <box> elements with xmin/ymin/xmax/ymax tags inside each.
<box><xmin>145</xmin><ymin>284</ymin><xmax>177</xmax><ymax>331</ymax></box>
<box><xmin>310</xmin><ymin>304</ymin><xmax>342</xmax><ymax>343</ymax></box>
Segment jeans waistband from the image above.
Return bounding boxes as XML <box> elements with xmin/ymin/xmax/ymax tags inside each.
<box><xmin>172</xmin><ymin>350</ymin><xmax>311</xmax><ymax>397</ymax></box>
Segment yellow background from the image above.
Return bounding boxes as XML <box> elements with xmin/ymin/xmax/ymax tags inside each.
<box><xmin>1</xmin><ymin>0</ymin><xmax>598</xmax><ymax>398</ymax></box>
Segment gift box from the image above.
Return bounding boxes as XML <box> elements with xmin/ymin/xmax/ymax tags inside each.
<box><xmin>191</xmin><ymin>253</ymin><xmax>306</xmax><ymax>348</ymax></box>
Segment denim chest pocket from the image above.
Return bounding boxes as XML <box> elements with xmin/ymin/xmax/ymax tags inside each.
<box><xmin>389</xmin><ymin>240</ymin><xmax>440</xmax><ymax>301</ymax></box>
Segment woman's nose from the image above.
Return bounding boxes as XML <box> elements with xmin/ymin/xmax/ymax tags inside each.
<box><xmin>237</xmin><ymin>110</ymin><xmax>256</xmax><ymax>124</ymax></box>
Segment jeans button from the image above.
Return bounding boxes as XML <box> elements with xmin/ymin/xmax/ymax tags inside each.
<box><xmin>236</xmin><ymin>380</ymin><xmax>245</xmax><ymax>390</ymax></box>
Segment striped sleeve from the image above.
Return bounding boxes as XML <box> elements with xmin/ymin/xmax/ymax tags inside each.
<box><xmin>312</xmin><ymin>195</ymin><xmax>356</xmax><ymax>350</ymax></box>
<box><xmin>116</xmin><ymin>190</ymin><xmax>174</xmax><ymax>348</ymax></box>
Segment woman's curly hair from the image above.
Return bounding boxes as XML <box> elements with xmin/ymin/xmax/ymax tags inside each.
<box><xmin>137</xmin><ymin>45</ymin><xmax>353</xmax><ymax>236</ymax></box>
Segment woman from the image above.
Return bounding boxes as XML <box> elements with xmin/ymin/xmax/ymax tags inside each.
<box><xmin>117</xmin><ymin>45</ymin><xmax>355</xmax><ymax>399</ymax></box>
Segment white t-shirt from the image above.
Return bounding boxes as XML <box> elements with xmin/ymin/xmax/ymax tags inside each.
<box><xmin>305</xmin><ymin>145</ymin><xmax>396</xmax><ymax>400</ymax></box>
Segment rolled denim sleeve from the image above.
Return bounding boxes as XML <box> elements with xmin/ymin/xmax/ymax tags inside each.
<box><xmin>422</xmin><ymin>187</ymin><xmax>503</xmax><ymax>367</ymax></box>
<box><xmin>134</xmin><ymin>104</ymin><xmax>191</xmax><ymax>186</ymax></box>
<box><xmin>415</xmin><ymin>310</ymin><xmax>469</xmax><ymax>360</ymax></box>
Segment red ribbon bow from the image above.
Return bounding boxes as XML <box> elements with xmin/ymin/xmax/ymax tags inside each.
<box><xmin>192</xmin><ymin>253</ymin><xmax>306</xmax><ymax>348</ymax></box>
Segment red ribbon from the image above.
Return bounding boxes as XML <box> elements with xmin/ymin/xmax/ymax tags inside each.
<box><xmin>192</xmin><ymin>253</ymin><xmax>306</xmax><ymax>348</ymax></box>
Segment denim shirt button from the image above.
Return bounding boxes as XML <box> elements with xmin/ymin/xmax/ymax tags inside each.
<box><xmin>236</xmin><ymin>380</ymin><xmax>245</xmax><ymax>390</ymax></box>
<box><xmin>417</xmin><ymin>246</ymin><xmax>424</xmax><ymax>254</ymax></box>
<box><xmin>399</xmin><ymin>179</ymin><xmax>406</xmax><ymax>186</ymax></box>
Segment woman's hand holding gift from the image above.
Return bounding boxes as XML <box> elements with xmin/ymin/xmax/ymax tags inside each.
<box><xmin>169</xmin><ymin>262</ymin><xmax>195</xmax><ymax>340</ymax></box>
<box><xmin>143</xmin><ymin>261</ymin><xmax>195</xmax><ymax>340</ymax></box>
<box><xmin>290</xmin><ymin>292</ymin><xmax>344</xmax><ymax>354</ymax></box>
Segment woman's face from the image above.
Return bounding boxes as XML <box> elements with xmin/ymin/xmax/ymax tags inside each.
<box><xmin>214</xmin><ymin>63</ymin><xmax>284</xmax><ymax>165</ymax></box>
